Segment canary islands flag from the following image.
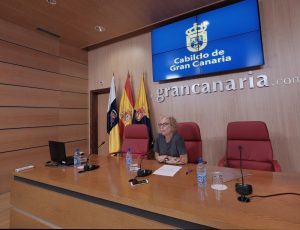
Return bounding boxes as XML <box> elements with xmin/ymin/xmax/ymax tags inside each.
<box><xmin>119</xmin><ymin>73</ymin><xmax>134</xmax><ymax>138</ymax></box>
<box><xmin>107</xmin><ymin>76</ymin><xmax>121</xmax><ymax>153</ymax></box>
<box><xmin>132</xmin><ymin>74</ymin><xmax>153</xmax><ymax>146</ymax></box>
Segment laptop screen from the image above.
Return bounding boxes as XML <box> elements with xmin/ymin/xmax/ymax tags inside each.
<box><xmin>48</xmin><ymin>141</ymin><xmax>67</xmax><ymax>163</ymax></box>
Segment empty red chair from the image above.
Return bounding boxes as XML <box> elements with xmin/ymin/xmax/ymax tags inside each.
<box><xmin>177</xmin><ymin>122</ymin><xmax>202</xmax><ymax>163</ymax></box>
<box><xmin>121</xmin><ymin>124</ymin><xmax>149</xmax><ymax>158</ymax></box>
<box><xmin>219</xmin><ymin>121</ymin><xmax>281</xmax><ymax>172</ymax></box>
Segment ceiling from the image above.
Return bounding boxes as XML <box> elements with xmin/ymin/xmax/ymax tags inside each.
<box><xmin>0</xmin><ymin>0</ymin><xmax>225</xmax><ymax>50</ymax></box>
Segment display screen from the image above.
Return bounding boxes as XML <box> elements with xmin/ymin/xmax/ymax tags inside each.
<box><xmin>151</xmin><ymin>0</ymin><xmax>264</xmax><ymax>82</ymax></box>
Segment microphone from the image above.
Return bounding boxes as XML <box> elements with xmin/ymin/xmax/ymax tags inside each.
<box><xmin>98</xmin><ymin>141</ymin><xmax>105</xmax><ymax>150</ymax></box>
<box><xmin>137</xmin><ymin>155</ymin><xmax>152</xmax><ymax>177</ymax></box>
<box><xmin>235</xmin><ymin>145</ymin><xmax>253</xmax><ymax>202</ymax></box>
<box><xmin>80</xmin><ymin>141</ymin><xmax>105</xmax><ymax>173</ymax></box>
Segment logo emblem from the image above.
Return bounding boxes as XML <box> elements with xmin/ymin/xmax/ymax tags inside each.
<box><xmin>120</xmin><ymin>110</ymin><xmax>132</xmax><ymax>126</ymax></box>
<box><xmin>186</xmin><ymin>21</ymin><xmax>209</xmax><ymax>52</ymax></box>
<box><xmin>109</xmin><ymin>109</ymin><xmax>117</xmax><ymax>127</ymax></box>
<box><xmin>135</xmin><ymin>107</ymin><xmax>146</xmax><ymax>122</ymax></box>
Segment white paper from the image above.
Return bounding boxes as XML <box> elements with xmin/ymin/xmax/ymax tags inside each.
<box><xmin>153</xmin><ymin>165</ymin><xmax>182</xmax><ymax>177</ymax></box>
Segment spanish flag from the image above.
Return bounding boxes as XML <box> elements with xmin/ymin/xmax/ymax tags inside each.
<box><xmin>107</xmin><ymin>76</ymin><xmax>121</xmax><ymax>154</ymax></box>
<box><xmin>119</xmin><ymin>73</ymin><xmax>134</xmax><ymax>138</ymax></box>
<box><xmin>132</xmin><ymin>74</ymin><xmax>153</xmax><ymax>146</ymax></box>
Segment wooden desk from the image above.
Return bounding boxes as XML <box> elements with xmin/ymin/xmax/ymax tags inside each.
<box><xmin>10</xmin><ymin>155</ymin><xmax>300</xmax><ymax>229</ymax></box>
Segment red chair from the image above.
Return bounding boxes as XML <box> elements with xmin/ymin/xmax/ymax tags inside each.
<box><xmin>177</xmin><ymin>122</ymin><xmax>202</xmax><ymax>163</ymax></box>
<box><xmin>121</xmin><ymin>124</ymin><xmax>149</xmax><ymax>158</ymax></box>
<box><xmin>219</xmin><ymin>121</ymin><xmax>281</xmax><ymax>172</ymax></box>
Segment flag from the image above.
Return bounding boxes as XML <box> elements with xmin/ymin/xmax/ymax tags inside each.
<box><xmin>107</xmin><ymin>76</ymin><xmax>121</xmax><ymax>153</ymax></box>
<box><xmin>132</xmin><ymin>74</ymin><xmax>153</xmax><ymax>146</ymax></box>
<box><xmin>119</xmin><ymin>73</ymin><xmax>134</xmax><ymax>138</ymax></box>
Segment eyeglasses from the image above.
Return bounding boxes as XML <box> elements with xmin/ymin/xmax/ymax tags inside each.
<box><xmin>158</xmin><ymin>122</ymin><xmax>170</xmax><ymax>128</ymax></box>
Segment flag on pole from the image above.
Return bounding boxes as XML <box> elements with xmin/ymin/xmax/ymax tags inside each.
<box><xmin>107</xmin><ymin>76</ymin><xmax>121</xmax><ymax>154</ymax></box>
<box><xmin>119</xmin><ymin>73</ymin><xmax>134</xmax><ymax>138</ymax></box>
<box><xmin>132</xmin><ymin>74</ymin><xmax>153</xmax><ymax>146</ymax></box>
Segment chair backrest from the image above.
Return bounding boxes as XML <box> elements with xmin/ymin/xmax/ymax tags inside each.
<box><xmin>226</xmin><ymin>121</ymin><xmax>275</xmax><ymax>171</ymax></box>
<box><xmin>177</xmin><ymin>122</ymin><xmax>202</xmax><ymax>163</ymax></box>
<box><xmin>121</xmin><ymin>124</ymin><xmax>149</xmax><ymax>157</ymax></box>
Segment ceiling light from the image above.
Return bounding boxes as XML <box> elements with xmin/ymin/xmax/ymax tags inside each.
<box><xmin>95</xmin><ymin>25</ymin><xmax>106</xmax><ymax>32</ymax></box>
<box><xmin>47</xmin><ymin>0</ymin><xmax>57</xmax><ymax>5</ymax></box>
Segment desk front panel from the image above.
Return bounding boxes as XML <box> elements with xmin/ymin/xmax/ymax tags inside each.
<box><xmin>10</xmin><ymin>155</ymin><xmax>300</xmax><ymax>229</ymax></box>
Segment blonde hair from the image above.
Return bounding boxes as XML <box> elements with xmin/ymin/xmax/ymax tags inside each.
<box><xmin>168</xmin><ymin>116</ymin><xmax>177</xmax><ymax>132</ymax></box>
<box><xmin>160</xmin><ymin>116</ymin><xmax>177</xmax><ymax>132</ymax></box>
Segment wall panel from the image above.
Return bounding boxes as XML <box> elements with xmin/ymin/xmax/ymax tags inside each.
<box><xmin>0</xmin><ymin>19</ymin><xmax>88</xmax><ymax>194</ymax></box>
<box><xmin>59</xmin><ymin>58</ymin><xmax>88</xmax><ymax>79</ymax></box>
<box><xmin>0</xmin><ymin>108</ymin><xmax>87</xmax><ymax>129</ymax></box>
<box><xmin>0</xmin><ymin>85</ymin><xmax>87</xmax><ymax>108</ymax></box>
<box><xmin>59</xmin><ymin>43</ymin><xmax>88</xmax><ymax>65</ymax></box>
<box><xmin>88</xmin><ymin>0</ymin><xmax>300</xmax><ymax>172</ymax></box>
<box><xmin>0</xmin><ymin>40</ymin><xmax>59</xmax><ymax>72</ymax></box>
<box><xmin>0</xmin><ymin>139</ymin><xmax>88</xmax><ymax>193</ymax></box>
<box><xmin>0</xmin><ymin>62</ymin><xmax>87</xmax><ymax>93</ymax></box>
<box><xmin>0</xmin><ymin>39</ymin><xmax>87</xmax><ymax>78</ymax></box>
<box><xmin>0</xmin><ymin>19</ymin><xmax>59</xmax><ymax>56</ymax></box>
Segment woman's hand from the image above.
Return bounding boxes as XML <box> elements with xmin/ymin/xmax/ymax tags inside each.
<box><xmin>165</xmin><ymin>156</ymin><xmax>181</xmax><ymax>165</ymax></box>
<box><xmin>165</xmin><ymin>155</ymin><xmax>187</xmax><ymax>165</ymax></box>
<box><xmin>155</xmin><ymin>153</ymin><xmax>168</xmax><ymax>163</ymax></box>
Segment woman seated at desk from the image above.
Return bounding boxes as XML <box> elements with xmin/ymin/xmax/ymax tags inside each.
<box><xmin>154</xmin><ymin>116</ymin><xmax>188</xmax><ymax>165</ymax></box>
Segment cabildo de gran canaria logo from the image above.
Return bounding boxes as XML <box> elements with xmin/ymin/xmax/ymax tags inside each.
<box><xmin>169</xmin><ymin>20</ymin><xmax>232</xmax><ymax>74</ymax></box>
<box><xmin>186</xmin><ymin>21</ymin><xmax>209</xmax><ymax>52</ymax></box>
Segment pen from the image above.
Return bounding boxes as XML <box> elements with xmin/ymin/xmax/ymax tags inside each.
<box><xmin>185</xmin><ymin>169</ymin><xmax>193</xmax><ymax>175</ymax></box>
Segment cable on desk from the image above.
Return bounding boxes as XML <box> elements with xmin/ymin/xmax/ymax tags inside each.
<box><xmin>249</xmin><ymin>192</ymin><xmax>300</xmax><ymax>199</ymax></box>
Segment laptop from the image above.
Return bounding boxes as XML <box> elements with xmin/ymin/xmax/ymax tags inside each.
<box><xmin>48</xmin><ymin>141</ymin><xmax>74</xmax><ymax>166</ymax></box>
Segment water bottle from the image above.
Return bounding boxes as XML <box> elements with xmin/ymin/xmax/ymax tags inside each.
<box><xmin>197</xmin><ymin>158</ymin><xmax>207</xmax><ymax>187</ymax></box>
<box><xmin>125</xmin><ymin>147</ymin><xmax>132</xmax><ymax>169</ymax></box>
<box><xmin>74</xmin><ymin>148</ymin><xmax>81</xmax><ymax>168</ymax></box>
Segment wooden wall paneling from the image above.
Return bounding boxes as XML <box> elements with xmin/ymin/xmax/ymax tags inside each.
<box><xmin>0</xmin><ymin>85</ymin><xmax>88</xmax><ymax>108</ymax></box>
<box><xmin>0</xmin><ymin>62</ymin><xmax>88</xmax><ymax>93</ymax></box>
<box><xmin>58</xmin><ymin>76</ymin><xmax>88</xmax><ymax>93</ymax></box>
<box><xmin>65</xmin><ymin>140</ymin><xmax>88</xmax><ymax>157</ymax></box>
<box><xmin>0</xmin><ymin>108</ymin><xmax>58</xmax><ymax>129</ymax></box>
<box><xmin>57</xmin><ymin>124</ymin><xmax>88</xmax><ymax>143</ymax></box>
<box><xmin>0</xmin><ymin>62</ymin><xmax>58</xmax><ymax>90</ymax></box>
<box><xmin>0</xmin><ymin>144</ymin><xmax>81</xmax><ymax>193</ymax></box>
<box><xmin>0</xmin><ymin>127</ymin><xmax>57</xmax><ymax>153</ymax></box>
<box><xmin>0</xmin><ymin>84</ymin><xmax>59</xmax><ymax>108</ymax></box>
<box><xmin>59</xmin><ymin>42</ymin><xmax>88</xmax><ymax>65</ymax></box>
<box><xmin>0</xmin><ymin>108</ymin><xmax>88</xmax><ymax>129</ymax></box>
<box><xmin>88</xmin><ymin>0</ymin><xmax>300</xmax><ymax>172</ymax></box>
<box><xmin>58</xmin><ymin>91</ymin><xmax>88</xmax><ymax>108</ymax></box>
<box><xmin>58</xmin><ymin>109</ymin><xmax>88</xmax><ymax>125</ymax></box>
<box><xmin>0</xmin><ymin>39</ymin><xmax>88</xmax><ymax>78</ymax></box>
<box><xmin>0</xmin><ymin>146</ymin><xmax>49</xmax><ymax>193</ymax></box>
<box><xmin>0</xmin><ymin>139</ymin><xmax>89</xmax><ymax>194</ymax></box>
<box><xmin>0</xmin><ymin>40</ymin><xmax>59</xmax><ymax>73</ymax></box>
<box><xmin>289</xmin><ymin>0</ymin><xmax>300</xmax><ymax>67</ymax></box>
<box><xmin>0</xmin><ymin>19</ymin><xmax>59</xmax><ymax>56</ymax></box>
<box><xmin>59</xmin><ymin>58</ymin><xmax>88</xmax><ymax>79</ymax></box>
<box><xmin>0</xmin><ymin>125</ymin><xmax>87</xmax><ymax>154</ymax></box>
<box><xmin>0</xmin><ymin>17</ymin><xmax>88</xmax><ymax>194</ymax></box>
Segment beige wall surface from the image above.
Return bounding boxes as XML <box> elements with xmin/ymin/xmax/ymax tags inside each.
<box><xmin>0</xmin><ymin>19</ymin><xmax>88</xmax><ymax>193</ymax></box>
<box><xmin>89</xmin><ymin>0</ymin><xmax>300</xmax><ymax>172</ymax></box>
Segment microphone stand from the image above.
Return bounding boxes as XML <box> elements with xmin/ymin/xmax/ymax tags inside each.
<box><xmin>137</xmin><ymin>154</ymin><xmax>152</xmax><ymax>177</ymax></box>
<box><xmin>235</xmin><ymin>145</ymin><xmax>253</xmax><ymax>202</ymax></box>
<box><xmin>80</xmin><ymin>141</ymin><xmax>105</xmax><ymax>173</ymax></box>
